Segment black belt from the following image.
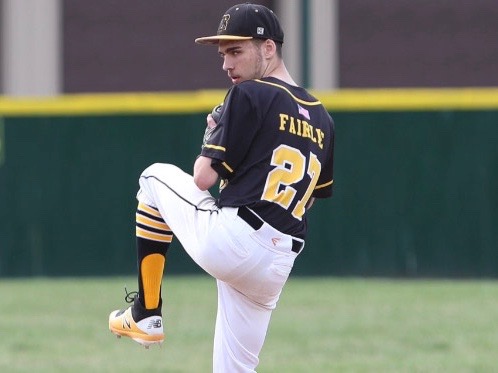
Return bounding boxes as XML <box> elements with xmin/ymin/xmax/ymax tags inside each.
<box><xmin>237</xmin><ymin>206</ymin><xmax>304</xmax><ymax>254</ymax></box>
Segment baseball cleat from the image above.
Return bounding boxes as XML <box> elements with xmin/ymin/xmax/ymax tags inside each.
<box><xmin>109</xmin><ymin>293</ymin><xmax>164</xmax><ymax>348</ymax></box>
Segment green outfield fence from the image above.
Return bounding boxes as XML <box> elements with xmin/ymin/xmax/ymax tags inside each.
<box><xmin>1</xmin><ymin>88</ymin><xmax>497</xmax><ymax>277</ymax></box>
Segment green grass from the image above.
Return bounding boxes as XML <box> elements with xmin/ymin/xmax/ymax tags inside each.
<box><xmin>1</xmin><ymin>276</ymin><xmax>498</xmax><ymax>372</ymax></box>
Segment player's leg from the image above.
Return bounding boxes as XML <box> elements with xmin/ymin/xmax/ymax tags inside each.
<box><xmin>108</xmin><ymin>202</ymin><xmax>172</xmax><ymax>347</ymax></box>
<box><xmin>135</xmin><ymin>163</ymin><xmax>238</xmax><ymax>275</ymax></box>
<box><xmin>209</xmin><ymin>226</ymin><xmax>298</xmax><ymax>371</ymax></box>
<box><xmin>135</xmin><ymin>202</ymin><xmax>172</xmax><ymax>311</ymax></box>
<box><xmin>212</xmin><ymin>280</ymin><xmax>274</xmax><ymax>373</ymax></box>
<box><xmin>109</xmin><ymin>163</ymin><xmax>218</xmax><ymax>347</ymax></box>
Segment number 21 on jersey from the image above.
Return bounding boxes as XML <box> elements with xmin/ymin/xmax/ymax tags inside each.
<box><xmin>261</xmin><ymin>144</ymin><xmax>321</xmax><ymax>220</ymax></box>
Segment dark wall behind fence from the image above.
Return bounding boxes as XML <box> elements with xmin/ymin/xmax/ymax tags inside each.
<box><xmin>61</xmin><ymin>0</ymin><xmax>498</xmax><ymax>92</ymax></box>
<box><xmin>0</xmin><ymin>110</ymin><xmax>497</xmax><ymax>277</ymax></box>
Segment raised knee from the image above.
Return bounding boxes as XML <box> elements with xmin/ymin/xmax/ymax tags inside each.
<box><xmin>141</xmin><ymin>163</ymin><xmax>173</xmax><ymax>177</ymax></box>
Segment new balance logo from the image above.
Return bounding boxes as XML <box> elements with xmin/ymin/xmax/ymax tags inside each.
<box><xmin>122</xmin><ymin>317</ymin><xmax>131</xmax><ymax>329</ymax></box>
<box><xmin>148</xmin><ymin>319</ymin><xmax>162</xmax><ymax>329</ymax></box>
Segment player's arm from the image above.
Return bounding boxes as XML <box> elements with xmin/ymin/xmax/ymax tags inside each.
<box><xmin>194</xmin><ymin>155</ymin><xmax>219</xmax><ymax>191</ymax></box>
<box><xmin>194</xmin><ymin>103</ymin><xmax>223</xmax><ymax>191</ymax></box>
<box><xmin>306</xmin><ymin>197</ymin><xmax>316</xmax><ymax>210</ymax></box>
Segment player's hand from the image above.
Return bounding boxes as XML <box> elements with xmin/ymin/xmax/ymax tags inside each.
<box><xmin>206</xmin><ymin>114</ymin><xmax>217</xmax><ymax>129</ymax></box>
<box><xmin>203</xmin><ymin>104</ymin><xmax>223</xmax><ymax>148</ymax></box>
<box><xmin>206</xmin><ymin>103</ymin><xmax>223</xmax><ymax>129</ymax></box>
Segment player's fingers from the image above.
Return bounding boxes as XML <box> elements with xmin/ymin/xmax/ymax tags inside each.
<box><xmin>206</xmin><ymin>114</ymin><xmax>217</xmax><ymax>128</ymax></box>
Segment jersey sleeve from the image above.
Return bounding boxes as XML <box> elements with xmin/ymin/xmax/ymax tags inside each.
<box><xmin>200</xmin><ymin>85</ymin><xmax>260</xmax><ymax>180</ymax></box>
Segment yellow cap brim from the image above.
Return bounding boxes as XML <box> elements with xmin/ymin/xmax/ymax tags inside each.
<box><xmin>195</xmin><ymin>35</ymin><xmax>253</xmax><ymax>45</ymax></box>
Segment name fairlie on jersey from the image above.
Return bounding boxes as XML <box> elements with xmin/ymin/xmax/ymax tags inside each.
<box><xmin>278</xmin><ymin>114</ymin><xmax>325</xmax><ymax>149</ymax></box>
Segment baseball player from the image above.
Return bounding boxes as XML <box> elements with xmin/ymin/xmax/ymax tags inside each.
<box><xmin>108</xmin><ymin>3</ymin><xmax>335</xmax><ymax>372</ymax></box>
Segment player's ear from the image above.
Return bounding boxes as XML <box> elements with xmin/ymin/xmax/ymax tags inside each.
<box><xmin>263</xmin><ymin>39</ymin><xmax>276</xmax><ymax>59</ymax></box>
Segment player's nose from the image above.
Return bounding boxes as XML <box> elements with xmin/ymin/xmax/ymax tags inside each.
<box><xmin>222</xmin><ymin>56</ymin><xmax>233</xmax><ymax>71</ymax></box>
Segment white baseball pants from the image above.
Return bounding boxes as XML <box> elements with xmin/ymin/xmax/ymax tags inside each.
<box><xmin>136</xmin><ymin>163</ymin><xmax>302</xmax><ymax>373</ymax></box>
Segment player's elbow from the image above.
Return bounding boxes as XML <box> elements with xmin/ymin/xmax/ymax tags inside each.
<box><xmin>193</xmin><ymin>156</ymin><xmax>219</xmax><ymax>191</ymax></box>
<box><xmin>194</xmin><ymin>174</ymin><xmax>216</xmax><ymax>191</ymax></box>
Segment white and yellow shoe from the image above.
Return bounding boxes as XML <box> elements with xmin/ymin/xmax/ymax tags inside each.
<box><xmin>109</xmin><ymin>295</ymin><xmax>164</xmax><ymax>349</ymax></box>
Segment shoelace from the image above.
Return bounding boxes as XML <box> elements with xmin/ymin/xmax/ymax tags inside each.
<box><xmin>124</xmin><ymin>287</ymin><xmax>138</xmax><ymax>304</ymax></box>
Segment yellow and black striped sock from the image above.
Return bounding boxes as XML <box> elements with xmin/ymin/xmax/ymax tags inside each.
<box><xmin>135</xmin><ymin>202</ymin><xmax>173</xmax><ymax>310</ymax></box>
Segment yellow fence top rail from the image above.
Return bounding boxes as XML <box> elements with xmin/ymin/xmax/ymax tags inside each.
<box><xmin>319</xmin><ymin>87</ymin><xmax>498</xmax><ymax>111</ymax></box>
<box><xmin>0</xmin><ymin>87</ymin><xmax>497</xmax><ymax>116</ymax></box>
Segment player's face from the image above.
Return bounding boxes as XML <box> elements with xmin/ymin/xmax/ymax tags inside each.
<box><xmin>218</xmin><ymin>40</ymin><xmax>265</xmax><ymax>84</ymax></box>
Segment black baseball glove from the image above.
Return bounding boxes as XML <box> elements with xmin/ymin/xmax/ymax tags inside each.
<box><xmin>202</xmin><ymin>104</ymin><xmax>223</xmax><ymax>148</ymax></box>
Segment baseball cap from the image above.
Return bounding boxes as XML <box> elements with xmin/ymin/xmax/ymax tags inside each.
<box><xmin>195</xmin><ymin>3</ymin><xmax>284</xmax><ymax>45</ymax></box>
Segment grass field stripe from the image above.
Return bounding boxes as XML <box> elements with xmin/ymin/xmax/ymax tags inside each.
<box><xmin>4</xmin><ymin>277</ymin><xmax>498</xmax><ymax>371</ymax></box>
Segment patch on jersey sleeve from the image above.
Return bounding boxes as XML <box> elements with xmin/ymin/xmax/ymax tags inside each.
<box><xmin>297</xmin><ymin>104</ymin><xmax>310</xmax><ymax>120</ymax></box>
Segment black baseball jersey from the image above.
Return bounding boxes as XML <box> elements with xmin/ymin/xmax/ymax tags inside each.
<box><xmin>201</xmin><ymin>77</ymin><xmax>334</xmax><ymax>238</ymax></box>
